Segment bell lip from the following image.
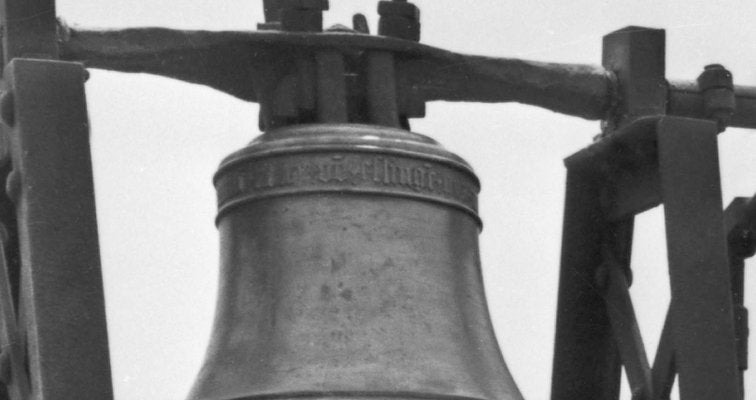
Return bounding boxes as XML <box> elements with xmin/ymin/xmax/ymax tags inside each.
<box><xmin>214</xmin><ymin>123</ymin><xmax>478</xmax><ymax>187</ymax></box>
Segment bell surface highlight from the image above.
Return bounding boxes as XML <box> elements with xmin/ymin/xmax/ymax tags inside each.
<box><xmin>188</xmin><ymin>124</ymin><xmax>524</xmax><ymax>400</ymax></box>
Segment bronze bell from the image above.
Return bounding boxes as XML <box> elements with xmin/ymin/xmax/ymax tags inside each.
<box><xmin>188</xmin><ymin>124</ymin><xmax>524</xmax><ymax>400</ymax></box>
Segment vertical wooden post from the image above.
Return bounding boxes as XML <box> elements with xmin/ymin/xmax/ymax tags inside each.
<box><xmin>657</xmin><ymin>117</ymin><xmax>739</xmax><ymax>400</ymax></box>
<box><xmin>4</xmin><ymin>58</ymin><xmax>113</xmax><ymax>400</ymax></box>
<box><xmin>551</xmin><ymin>168</ymin><xmax>622</xmax><ymax>400</ymax></box>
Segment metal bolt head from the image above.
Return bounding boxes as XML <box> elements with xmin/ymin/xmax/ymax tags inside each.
<box><xmin>697</xmin><ymin>64</ymin><xmax>735</xmax><ymax>131</ymax></box>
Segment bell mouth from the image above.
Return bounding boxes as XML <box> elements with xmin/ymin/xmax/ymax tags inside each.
<box><xmin>213</xmin><ymin>124</ymin><xmax>481</xmax><ymax>227</ymax></box>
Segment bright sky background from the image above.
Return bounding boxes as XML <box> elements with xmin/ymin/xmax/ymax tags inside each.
<box><xmin>55</xmin><ymin>1</ymin><xmax>756</xmax><ymax>399</ymax></box>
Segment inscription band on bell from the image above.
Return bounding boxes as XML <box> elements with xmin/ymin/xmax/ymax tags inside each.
<box><xmin>215</xmin><ymin>150</ymin><xmax>480</xmax><ymax>225</ymax></box>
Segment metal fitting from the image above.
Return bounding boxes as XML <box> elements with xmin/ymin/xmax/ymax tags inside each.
<box><xmin>698</xmin><ymin>64</ymin><xmax>733</xmax><ymax>90</ymax></box>
<box><xmin>378</xmin><ymin>0</ymin><xmax>420</xmax><ymax>41</ymax></box>
<box><xmin>279</xmin><ymin>0</ymin><xmax>329</xmax><ymax>32</ymax></box>
<box><xmin>697</xmin><ymin>64</ymin><xmax>736</xmax><ymax>132</ymax></box>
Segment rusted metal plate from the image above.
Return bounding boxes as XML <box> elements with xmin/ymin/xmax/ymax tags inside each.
<box><xmin>4</xmin><ymin>58</ymin><xmax>113</xmax><ymax>400</ymax></box>
<box><xmin>657</xmin><ymin>116</ymin><xmax>739</xmax><ymax>400</ymax></box>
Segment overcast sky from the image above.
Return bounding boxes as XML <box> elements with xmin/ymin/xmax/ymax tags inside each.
<box><xmin>55</xmin><ymin>1</ymin><xmax>756</xmax><ymax>399</ymax></box>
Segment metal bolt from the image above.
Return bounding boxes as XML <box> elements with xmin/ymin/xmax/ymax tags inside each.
<box><xmin>697</xmin><ymin>64</ymin><xmax>735</xmax><ymax>132</ymax></box>
<box><xmin>377</xmin><ymin>0</ymin><xmax>421</xmax><ymax>41</ymax></box>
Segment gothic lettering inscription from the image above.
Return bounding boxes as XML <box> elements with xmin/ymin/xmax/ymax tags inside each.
<box><xmin>216</xmin><ymin>152</ymin><xmax>478</xmax><ymax>212</ymax></box>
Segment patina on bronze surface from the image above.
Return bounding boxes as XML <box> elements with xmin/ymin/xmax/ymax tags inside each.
<box><xmin>189</xmin><ymin>124</ymin><xmax>523</xmax><ymax>400</ymax></box>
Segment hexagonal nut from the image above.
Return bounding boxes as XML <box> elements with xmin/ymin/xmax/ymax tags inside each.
<box><xmin>378</xmin><ymin>1</ymin><xmax>419</xmax><ymax>19</ymax></box>
<box><xmin>280</xmin><ymin>0</ymin><xmax>329</xmax><ymax>11</ymax></box>
<box><xmin>698</xmin><ymin>64</ymin><xmax>733</xmax><ymax>91</ymax></box>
